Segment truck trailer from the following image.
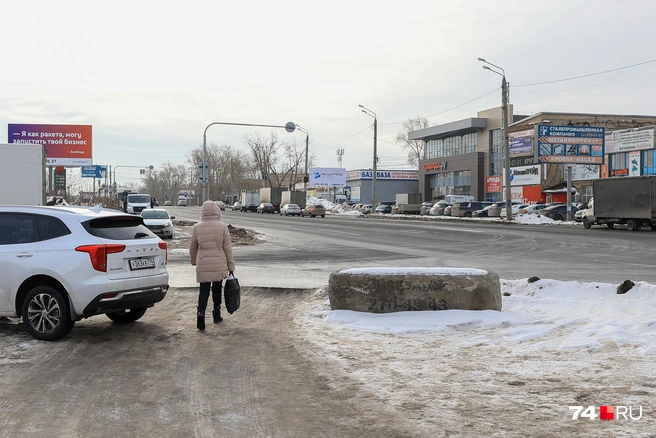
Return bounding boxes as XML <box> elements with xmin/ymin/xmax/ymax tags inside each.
<box><xmin>583</xmin><ymin>176</ymin><xmax>656</xmax><ymax>231</ymax></box>
<box><xmin>0</xmin><ymin>143</ymin><xmax>46</xmax><ymax>206</ymax></box>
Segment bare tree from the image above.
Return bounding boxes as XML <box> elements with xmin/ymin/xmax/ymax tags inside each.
<box><xmin>395</xmin><ymin>116</ymin><xmax>431</xmax><ymax>167</ymax></box>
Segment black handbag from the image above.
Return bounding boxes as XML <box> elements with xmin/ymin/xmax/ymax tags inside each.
<box><xmin>224</xmin><ymin>274</ymin><xmax>241</xmax><ymax>314</ymax></box>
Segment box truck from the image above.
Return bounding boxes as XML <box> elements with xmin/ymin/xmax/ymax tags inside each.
<box><xmin>260</xmin><ymin>187</ymin><xmax>283</xmax><ymax>212</ymax></box>
<box><xmin>281</xmin><ymin>190</ymin><xmax>306</xmax><ymax>209</ymax></box>
<box><xmin>0</xmin><ymin>143</ymin><xmax>46</xmax><ymax>205</ymax></box>
<box><xmin>241</xmin><ymin>192</ymin><xmax>260</xmax><ymax>213</ymax></box>
<box><xmin>394</xmin><ymin>193</ymin><xmax>423</xmax><ymax>215</ymax></box>
<box><xmin>583</xmin><ymin>176</ymin><xmax>656</xmax><ymax>231</ymax></box>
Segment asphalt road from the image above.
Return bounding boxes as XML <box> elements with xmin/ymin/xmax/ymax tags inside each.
<box><xmin>170</xmin><ymin>206</ymin><xmax>656</xmax><ymax>286</ymax></box>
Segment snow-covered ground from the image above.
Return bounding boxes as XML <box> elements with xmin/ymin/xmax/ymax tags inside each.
<box><xmin>292</xmin><ymin>276</ymin><xmax>656</xmax><ymax>436</ymax></box>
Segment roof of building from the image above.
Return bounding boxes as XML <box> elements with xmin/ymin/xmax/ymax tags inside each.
<box><xmin>408</xmin><ymin>118</ymin><xmax>487</xmax><ymax>141</ymax></box>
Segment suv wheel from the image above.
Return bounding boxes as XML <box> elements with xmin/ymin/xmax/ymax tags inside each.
<box><xmin>106</xmin><ymin>306</ymin><xmax>148</xmax><ymax>323</ymax></box>
<box><xmin>464</xmin><ymin>211</ymin><xmax>472</xmax><ymax>218</ymax></box>
<box><xmin>22</xmin><ymin>286</ymin><xmax>74</xmax><ymax>341</ymax></box>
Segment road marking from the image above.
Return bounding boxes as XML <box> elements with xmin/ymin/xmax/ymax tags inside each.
<box><xmin>330</xmin><ymin>230</ymin><xmax>361</xmax><ymax>236</ymax></box>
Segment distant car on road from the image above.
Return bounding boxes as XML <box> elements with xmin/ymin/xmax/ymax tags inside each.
<box><xmin>257</xmin><ymin>202</ymin><xmax>275</xmax><ymax>214</ymax></box>
<box><xmin>280</xmin><ymin>204</ymin><xmax>302</xmax><ymax>216</ymax></box>
<box><xmin>164</xmin><ymin>200</ymin><xmax>172</xmax><ymax>206</ymax></box>
<box><xmin>215</xmin><ymin>201</ymin><xmax>226</xmax><ymax>211</ymax></box>
<box><xmin>141</xmin><ymin>208</ymin><xmax>175</xmax><ymax>239</ymax></box>
<box><xmin>302</xmin><ymin>203</ymin><xmax>326</xmax><ymax>218</ymax></box>
<box><xmin>177</xmin><ymin>199</ymin><xmax>187</xmax><ymax>207</ymax></box>
<box><xmin>232</xmin><ymin>201</ymin><xmax>242</xmax><ymax>211</ymax></box>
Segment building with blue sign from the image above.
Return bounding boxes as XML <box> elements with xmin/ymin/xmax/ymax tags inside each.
<box><xmin>409</xmin><ymin>108</ymin><xmax>656</xmax><ymax>204</ymax></box>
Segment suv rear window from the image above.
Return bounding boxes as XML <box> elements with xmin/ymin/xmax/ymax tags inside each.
<box><xmin>83</xmin><ymin>216</ymin><xmax>156</xmax><ymax>240</ymax></box>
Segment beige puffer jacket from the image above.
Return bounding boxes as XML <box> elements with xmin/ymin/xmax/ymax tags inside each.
<box><xmin>189</xmin><ymin>201</ymin><xmax>235</xmax><ymax>283</ymax></box>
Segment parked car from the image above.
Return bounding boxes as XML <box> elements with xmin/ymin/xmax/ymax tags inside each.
<box><xmin>451</xmin><ymin>201</ymin><xmax>493</xmax><ymax>218</ymax></box>
<box><xmin>302</xmin><ymin>203</ymin><xmax>326</xmax><ymax>218</ymax></box>
<box><xmin>443</xmin><ymin>205</ymin><xmax>453</xmax><ymax>216</ymax></box>
<box><xmin>215</xmin><ymin>201</ymin><xmax>226</xmax><ymax>211</ymax></box>
<box><xmin>177</xmin><ymin>199</ymin><xmax>187</xmax><ymax>207</ymax></box>
<box><xmin>473</xmin><ymin>205</ymin><xmax>495</xmax><ymax>217</ymax></box>
<box><xmin>0</xmin><ymin>205</ymin><xmax>169</xmax><ymax>341</ymax></box>
<box><xmin>487</xmin><ymin>201</ymin><xmax>522</xmax><ymax>217</ymax></box>
<box><xmin>517</xmin><ymin>204</ymin><xmax>548</xmax><ymax>215</ymax></box>
<box><xmin>232</xmin><ymin>201</ymin><xmax>242</xmax><ymax>211</ymax></box>
<box><xmin>280</xmin><ymin>203</ymin><xmax>302</xmax><ymax>216</ymax></box>
<box><xmin>361</xmin><ymin>204</ymin><xmax>373</xmax><ymax>214</ymax></box>
<box><xmin>257</xmin><ymin>202</ymin><xmax>275</xmax><ymax>214</ymax></box>
<box><xmin>375</xmin><ymin>203</ymin><xmax>393</xmax><ymax>214</ymax></box>
<box><xmin>164</xmin><ymin>200</ymin><xmax>172</xmax><ymax>206</ymax></box>
<box><xmin>539</xmin><ymin>204</ymin><xmax>579</xmax><ymax>221</ymax></box>
<box><xmin>500</xmin><ymin>204</ymin><xmax>530</xmax><ymax>217</ymax></box>
<box><xmin>419</xmin><ymin>202</ymin><xmax>434</xmax><ymax>216</ymax></box>
<box><xmin>429</xmin><ymin>202</ymin><xmax>450</xmax><ymax>216</ymax></box>
<box><xmin>141</xmin><ymin>208</ymin><xmax>175</xmax><ymax>239</ymax></box>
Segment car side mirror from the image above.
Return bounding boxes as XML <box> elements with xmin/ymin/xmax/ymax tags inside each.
<box><xmin>170</xmin><ymin>216</ymin><xmax>176</xmax><ymax>219</ymax></box>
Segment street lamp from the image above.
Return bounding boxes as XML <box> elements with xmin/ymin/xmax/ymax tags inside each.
<box><xmin>201</xmin><ymin>121</ymin><xmax>296</xmax><ymax>203</ymax></box>
<box><xmin>359</xmin><ymin>104</ymin><xmax>378</xmax><ymax>207</ymax></box>
<box><xmin>478</xmin><ymin>57</ymin><xmax>512</xmax><ymax>221</ymax></box>
<box><xmin>296</xmin><ymin>125</ymin><xmax>309</xmax><ymax>194</ymax></box>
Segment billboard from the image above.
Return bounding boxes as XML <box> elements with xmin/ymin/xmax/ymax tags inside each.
<box><xmin>309</xmin><ymin>167</ymin><xmax>347</xmax><ymax>187</ymax></box>
<box><xmin>8</xmin><ymin>124</ymin><xmax>92</xmax><ymax>166</ymax></box>
<box><xmin>605</xmin><ymin>126</ymin><xmax>655</xmax><ymax>154</ymax></box>
<box><xmin>348</xmin><ymin>170</ymin><xmax>419</xmax><ymax>180</ymax></box>
<box><xmin>536</xmin><ymin>125</ymin><xmax>605</xmax><ymax>165</ymax></box>
<box><xmin>509</xmin><ymin>129</ymin><xmax>534</xmax><ymax>155</ymax></box>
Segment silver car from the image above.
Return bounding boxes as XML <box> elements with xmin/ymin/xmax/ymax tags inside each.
<box><xmin>0</xmin><ymin>206</ymin><xmax>169</xmax><ymax>341</ymax></box>
<box><xmin>280</xmin><ymin>204</ymin><xmax>302</xmax><ymax>216</ymax></box>
<box><xmin>141</xmin><ymin>208</ymin><xmax>175</xmax><ymax>239</ymax></box>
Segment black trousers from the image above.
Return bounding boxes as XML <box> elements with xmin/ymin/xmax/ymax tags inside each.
<box><xmin>198</xmin><ymin>281</ymin><xmax>223</xmax><ymax>315</ymax></box>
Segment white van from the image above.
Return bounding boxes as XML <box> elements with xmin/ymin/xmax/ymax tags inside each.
<box><xmin>126</xmin><ymin>193</ymin><xmax>152</xmax><ymax>214</ymax></box>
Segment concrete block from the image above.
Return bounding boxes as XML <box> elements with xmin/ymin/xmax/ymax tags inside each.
<box><xmin>328</xmin><ymin>267</ymin><xmax>501</xmax><ymax>313</ymax></box>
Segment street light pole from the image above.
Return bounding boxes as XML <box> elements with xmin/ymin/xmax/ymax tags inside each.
<box><xmin>201</xmin><ymin>121</ymin><xmax>297</xmax><ymax>203</ymax></box>
<box><xmin>359</xmin><ymin>105</ymin><xmax>378</xmax><ymax>207</ymax></box>
<box><xmin>478</xmin><ymin>57</ymin><xmax>512</xmax><ymax>221</ymax></box>
<box><xmin>296</xmin><ymin>125</ymin><xmax>309</xmax><ymax>194</ymax></box>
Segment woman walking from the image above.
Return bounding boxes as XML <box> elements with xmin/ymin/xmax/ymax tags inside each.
<box><xmin>189</xmin><ymin>200</ymin><xmax>235</xmax><ymax>330</ymax></box>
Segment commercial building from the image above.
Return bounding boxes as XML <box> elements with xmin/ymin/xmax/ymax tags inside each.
<box><xmin>346</xmin><ymin>169</ymin><xmax>419</xmax><ymax>203</ymax></box>
<box><xmin>410</xmin><ymin>108</ymin><xmax>656</xmax><ymax>204</ymax></box>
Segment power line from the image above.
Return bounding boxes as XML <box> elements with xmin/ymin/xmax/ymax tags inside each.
<box><xmin>319</xmin><ymin>125</ymin><xmax>372</xmax><ymax>144</ymax></box>
<box><xmin>380</xmin><ymin>87</ymin><xmax>500</xmax><ymax>126</ymax></box>
<box><xmin>514</xmin><ymin>58</ymin><xmax>656</xmax><ymax>88</ymax></box>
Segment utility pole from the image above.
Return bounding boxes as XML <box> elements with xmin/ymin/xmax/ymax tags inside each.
<box><xmin>359</xmin><ymin>105</ymin><xmax>377</xmax><ymax>207</ymax></box>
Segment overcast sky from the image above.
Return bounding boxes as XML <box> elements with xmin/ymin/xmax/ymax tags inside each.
<box><xmin>3</xmin><ymin>0</ymin><xmax>656</xmax><ymax>182</ymax></box>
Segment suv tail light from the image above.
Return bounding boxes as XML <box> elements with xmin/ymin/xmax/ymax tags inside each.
<box><xmin>76</xmin><ymin>244</ymin><xmax>126</xmax><ymax>272</ymax></box>
<box><xmin>159</xmin><ymin>241</ymin><xmax>168</xmax><ymax>264</ymax></box>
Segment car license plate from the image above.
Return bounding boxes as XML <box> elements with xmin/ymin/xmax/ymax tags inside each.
<box><xmin>130</xmin><ymin>258</ymin><xmax>155</xmax><ymax>270</ymax></box>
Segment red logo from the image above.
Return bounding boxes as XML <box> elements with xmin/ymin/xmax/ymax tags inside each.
<box><xmin>600</xmin><ymin>406</ymin><xmax>614</xmax><ymax>421</ymax></box>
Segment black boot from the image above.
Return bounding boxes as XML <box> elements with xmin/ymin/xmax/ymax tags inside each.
<box><xmin>197</xmin><ymin>310</ymin><xmax>205</xmax><ymax>330</ymax></box>
<box><xmin>213</xmin><ymin>308</ymin><xmax>223</xmax><ymax>323</ymax></box>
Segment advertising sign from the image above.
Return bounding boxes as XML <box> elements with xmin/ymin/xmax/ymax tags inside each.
<box><xmin>350</xmin><ymin>170</ymin><xmax>419</xmax><ymax>180</ymax></box>
<box><xmin>509</xmin><ymin>129</ymin><xmax>534</xmax><ymax>155</ymax></box>
<box><xmin>309</xmin><ymin>167</ymin><xmax>347</xmax><ymax>187</ymax></box>
<box><xmin>503</xmin><ymin>164</ymin><xmax>541</xmax><ymax>187</ymax></box>
<box><xmin>565</xmin><ymin>164</ymin><xmax>600</xmax><ymax>181</ymax></box>
<box><xmin>605</xmin><ymin>126</ymin><xmax>654</xmax><ymax>154</ymax></box>
<box><xmin>8</xmin><ymin>124</ymin><xmax>92</xmax><ymax>166</ymax></box>
<box><xmin>629</xmin><ymin>151</ymin><xmax>641</xmax><ymax>176</ymax></box>
<box><xmin>536</xmin><ymin>125</ymin><xmax>605</xmax><ymax>165</ymax></box>
<box><xmin>81</xmin><ymin>165</ymin><xmax>107</xmax><ymax>178</ymax></box>
<box><xmin>486</xmin><ymin>175</ymin><xmax>502</xmax><ymax>193</ymax></box>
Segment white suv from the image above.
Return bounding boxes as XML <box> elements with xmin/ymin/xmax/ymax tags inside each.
<box><xmin>0</xmin><ymin>205</ymin><xmax>169</xmax><ymax>341</ymax></box>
